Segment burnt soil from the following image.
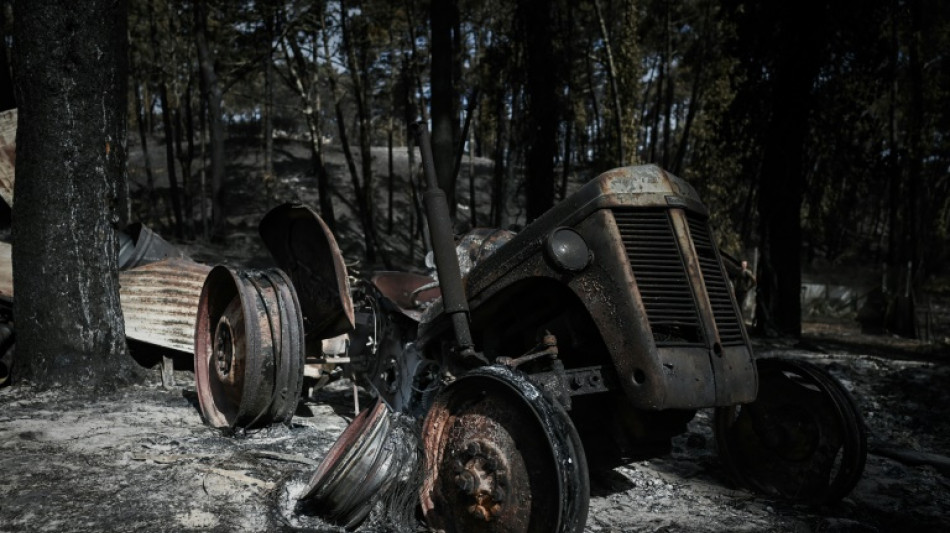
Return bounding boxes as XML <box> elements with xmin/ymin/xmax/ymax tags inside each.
<box><xmin>2</xmin><ymin>323</ymin><xmax>949</xmax><ymax>533</ymax></box>
<box><xmin>3</xmin><ymin>138</ymin><xmax>950</xmax><ymax>531</ymax></box>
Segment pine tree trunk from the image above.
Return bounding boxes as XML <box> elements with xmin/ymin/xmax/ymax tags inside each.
<box><xmin>194</xmin><ymin>2</ymin><xmax>226</xmax><ymax>240</ymax></box>
<box><xmin>520</xmin><ymin>0</ymin><xmax>558</xmax><ymax>222</ymax></box>
<box><xmin>12</xmin><ymin>0</ymin><xmax>142</xmax><ymax>388</ymax></box>
<box><xmin>431</xmin><ymin>0</ymin><xmax>459</xmax><ymax>219</ymax></box>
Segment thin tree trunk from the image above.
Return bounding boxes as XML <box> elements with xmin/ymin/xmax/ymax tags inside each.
<box><xmin>593</xmin><ymin>0</ymin><xmax>624</xmax><ymax>164</ymax></box>
<box><xmin>148</xmin><ymin>0</ymin><xmax>183</xmax><ymax>238</ymax></box>
<box><xmin>132</xmin><ymin>80</ymin><xmax>157</xmax><ymax>224</ymax></box>
<box><xmin>194</xmin><ymin>1</ymin><xmax>226</xmax><ymax>240</ymax></box>
<box><xmin>388</xmin><ymin>122</ymin><xmax>394</xmax><ymax>234</ymax></box>
<box><xmin>672</xmin><ymin>65</ymin><xmax>702</xmax><ymax>175</ymax></box>
<box><xmin>262</xmin><ymin>4</ymin><xmax>275</xmax><ymax>201</ymax></box>
<box><xmin>282</xmin><ymin>30</ymin><xmax>336</xmax><ymax>230</ymax></box>
<box><xmin>174</xmin><ymin>78</ymin><xmax>195</xmax><ymax>239</ymax></box>
<box><xmin>158</xmin><ymin>82</ymin><xmax>184</xmax><ymax>239</ymax></box>
<box><xmin>662</xmin><ymin>0</ymin><xmax>674</xmax><ymax>169</ymax></box>
<box><xmin>324</xmin><ymin>7</ymin><xmax>378</xmax><ymax>263</ymax></box>
<box><xmin>584</xmin><ymin>36</ymin><xmax>603</xmax><ymax>165</ymax></box>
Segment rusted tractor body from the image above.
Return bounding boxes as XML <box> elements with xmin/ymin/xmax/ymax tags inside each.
<box><xmin>276</xmin><ymin>159</ymin><xmax>867</xmax><ymax>532</ymax></box>
<box><xmin>197</xmin><ymin>141</ymin><xmax>864</xmax><ymax>530</ymax></box>
<box><xmin>423</xmin><ymin>165</ymin><xmax>757</xmax><ymax>459</ymax></box>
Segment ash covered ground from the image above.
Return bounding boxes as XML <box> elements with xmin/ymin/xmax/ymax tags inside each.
<box><xmin>2</xmin><ymin>324</ymin><xmax>949</xmax><ymax>533</ymax></box>
<box><xmin>3</xmin><ymin>139</ymin><xmax>949</xmax><ymax>531</ymax></box>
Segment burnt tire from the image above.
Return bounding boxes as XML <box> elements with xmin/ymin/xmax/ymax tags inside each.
<box><xmin>714</xmin><ymin>357</ymin><xmax>867</xmax><ymax>504</ymax></box>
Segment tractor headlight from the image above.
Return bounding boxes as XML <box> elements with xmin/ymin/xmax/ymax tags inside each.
<box><xmin>545</xmin><ymin>227</ymin><xmax>591</xmax><ymax>272</ymax></box>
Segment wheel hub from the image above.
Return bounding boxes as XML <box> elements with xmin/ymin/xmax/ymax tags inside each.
<box><xmin>451</xmin><ymin>440</ymin><xmax>509</xmax><ymax>521</ymax></box>
<box><xmin>213</xmin><ymin>316</ymin><xmax>235</xmax><ymax>383</ymax></box>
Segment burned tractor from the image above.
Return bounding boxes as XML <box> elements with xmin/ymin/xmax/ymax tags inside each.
<box><xmin>193</xmin><ymin>126</ymin><xmax>867</xmax><ymax>532</ymax></box>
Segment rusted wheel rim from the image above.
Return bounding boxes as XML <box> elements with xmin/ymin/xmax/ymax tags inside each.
<box><xmin>421</xmin><ymin>366</ymin><xmax>588</xmax><ymax>533</ymax></box>
<box><xmin>194</xmin><ymin>266</ymin><xmax>305</xmax><ymax>429</ymax></box>
<box><xmin>298</xmin><ymin>399</ymin><xmax>410</xmax><ymax>529</ymax></box>
<box><xmin>714</xmin><ymin>358</ymin><xmax>867</xmax><ymax>504</ymax></box>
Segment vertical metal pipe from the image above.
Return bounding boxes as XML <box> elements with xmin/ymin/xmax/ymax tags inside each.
<box><xmin>412</xmin><ymin>123</ymin><xmax>477</xmax><ymax>356</ymax></box>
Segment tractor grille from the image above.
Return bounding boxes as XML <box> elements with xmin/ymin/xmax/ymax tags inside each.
<box><xmin>686</xmin><ymin>214</ymin><xmax>746</xmax><ymax>345</ymax></box>
<box><xmin>614</xmin><ymin>210</ymin><xmax>703</xmax><ymax>346</ymax></box>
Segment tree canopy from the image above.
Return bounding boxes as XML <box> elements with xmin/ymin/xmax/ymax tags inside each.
<box><xmin>3</xmin><ymin>0</ymin><xmax>948</xmax><ymax>337</ymax></box>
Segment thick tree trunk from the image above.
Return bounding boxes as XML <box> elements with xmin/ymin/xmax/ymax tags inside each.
<box><xmin>755</xmin><ymin>3</ymin><xmax>825</xmax><ymax>337</ymax></box>
<box><xmin>430</xmin><ymin>0</ymin><xmax>459</xmax><ymax>219</ymax></box>
<box><xmin>0</xmin><ymin>7</ymin><xmax>14</xmax><ymax>112</ymax></box>
<box><xmin>12</xmin><ymin>0</ymin><xmax>141</xmax><ymax>388</ymax></box>
<box><xmin>520</xmin><ymin>0</ymin><xmax>558</xmax><ymax>222</ymax></box>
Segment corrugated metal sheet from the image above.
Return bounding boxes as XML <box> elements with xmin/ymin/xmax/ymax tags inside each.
<box><xmin>119</xmin><ymin>258</ymin><xmax>212</xmax><ymax>353</ymax></box>
<box><xmin>0</xmin><ymin>108</ymin><xmax>15</xmax><ymax>207</ymax></box>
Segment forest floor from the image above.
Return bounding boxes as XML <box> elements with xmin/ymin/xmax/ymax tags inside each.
<box><xmin>1</xmin><ymin>323</ymin><xmax>949</xmax><ymax>533</ymax></box>
<box><xmin>2</xmin><ymin>137</ymin><xmax>950</xmax><ymax>531</ymax></box>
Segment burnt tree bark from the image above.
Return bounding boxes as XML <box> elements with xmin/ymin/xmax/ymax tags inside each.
<box><xmin>520</xmin><ymin>0</ymin><xmax>558</xmax><ymax>222</ymax></box>
<box><xmin>754</xmin><ymin>2</ymin><xmax>826</xmax><ymax>337</ymax></box>
<box><xmin>0</xmin><ymin>6</ymin><xmax>14</xmax><ymax>112</ymax></box>
<box><xmin>281</xmin><ymin>28</ymin><xmax>336</xmax><ymax>231</ymax></box>
<box><xmin>12</xmin><ymin>0</ymin><xmax>142</xmax><ymax>388</ymax></box>
<box><xmin>194</xmin><ymin>1</ymin><xmax>226</xmax><ymax>240</ymax></box>
<box><xmin>430</xmin><ymin>0</ymin><xmax>459</xmax><ymax>219</ymax></box>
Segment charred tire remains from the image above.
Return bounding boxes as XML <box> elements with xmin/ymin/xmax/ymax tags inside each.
<box><xmin>714</xmin><ymin>357</ymin><xmax>868</xmax><ymax>504</ymax></box>
<box><xmin>421</xmin><ymin>366</ymin><xmax>589</xmax><ymax>533</ymax></box>
<box><xmin>194</xmin><ymin>265</ymin><xmax>305</xmax><ymax>430</ymax></box>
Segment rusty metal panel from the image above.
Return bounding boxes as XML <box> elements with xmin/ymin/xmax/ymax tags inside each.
<box><xmin>259</xmin><ymin>204</ymin><xmax>355</xmax><ymax>343</ymax></box>
<box><xmin>119</xmin><ymin>258</ymin><xmax>212</xmax><ymax>353</ymax></box>
<box><xmin>0</xmin><ymin>108</ymin><xmax>14</xmax><ymax>207</ymax></box>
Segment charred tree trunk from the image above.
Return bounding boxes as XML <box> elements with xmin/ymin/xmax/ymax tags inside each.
<box><xmin>157</xmin><ymin>81</ymin><xmax>184</xmax><ymax>238</ymax></box>
<box><xmin>593</xmin><ymin>0</ymin><xmax>625</xmax><ymax>165</ymax></box>
<box><xmin>194</xmin><ymin>1</ymin><xmax>226</xmax><ymax>240</ymax></box>
<box><xmin>520</xmin><ymin>0</ymin><xmax>558</xmax><ymax>222</ymax></box>
<box><xmin>132</xmin><ymin>80</ymin><xmax>157</xmax><ymax>224</ymax></box>
<box><xmin>324</xmin><ymin>7</ymin><xmax>378</xmax><ymax>264</ymax></box>
<box><xmin>262</xmin><ymin>4</ymin><xmax>275</xmax><ymax>198</ymax></box>
<box><xmin>430</xmin><ymin>0</ymin><xmax>459</xmax><ymax>220</ymax></box>
<box><xmin>282</xmin><ymin>30</ymin><xmax>336</xmax><ymax>231</ymax></box>
<box><xmin>0</xmin><ymin>7</ymin><xmax>14</xmax><ymax>112</ymax></box>
<box><xmin>12</xmin><ymin>0</ymin><xmax>142</xmax><ymax>388</ymax></box>
<box><xmin>174</xmin><ymin>79</ymin><xmax>195</xmax><ymax>239</ymax></box>
<box><xmin>754</xmin><ymin>3</ymin><xmax>826</xmax><ymax>337</ymax></box>
<box><xmin>148</xmin><ymin>1</ymin><xmax>184</xmax><ymax>238</ymax></box>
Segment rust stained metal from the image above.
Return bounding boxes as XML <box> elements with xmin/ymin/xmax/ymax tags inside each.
<box><xmin>421</xmin><ymin>366</ymin><xmax>588</xmax><ymax>533</ymax></box>
<box><xmin>370</xmin><ymin>271</ymin><xmax>440</xmax><ymax>321</ymax></box>
<box><xmin>298</xmin><ymin>399</ymin><xmax>414</xmax><ymax>530</ymax></box>
<box><xmin>119</xmin><ymin>258</ymin><xmax>211</xmax><ymax>353</ymax></box>
<box><xmin>194</xmin><ymin>265</ymin><xmax>305</xmax><ymax>429</ymax></box>
<box><xmin>260</xmin><ymin>204</ymin><xmax>355</xmax><ymax>346</ymax></box>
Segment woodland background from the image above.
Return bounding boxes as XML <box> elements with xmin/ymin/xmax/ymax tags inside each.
<box><xmin>2</xmin><ymin>0</ymin><xmax>949</xmax><ymax>353</ymax></box>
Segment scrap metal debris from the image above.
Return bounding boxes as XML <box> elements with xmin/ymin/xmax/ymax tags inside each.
<box><xmin>193</xmin><ymin>265</ymin><xmax>305</xmax><ymax>430</ymax></box>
